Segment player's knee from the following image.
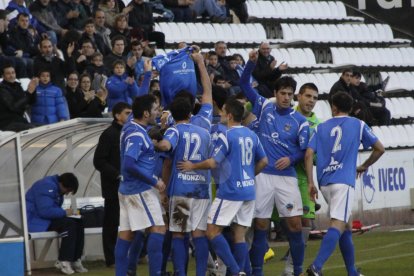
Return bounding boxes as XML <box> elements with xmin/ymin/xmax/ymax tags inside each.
<box><xmin>254</xmin><ymin>218</ymin><xmax>269</xmax><ymax>231</ymax></box>
<box><xmin>149</xmin><ymin>225</ymin><xmax>166</xmax><ymax>234</ymax></box>
<box><xmin>206</xmin><ymin>225</ymin><xmax>221</xmax><ymax>240</ymax></box>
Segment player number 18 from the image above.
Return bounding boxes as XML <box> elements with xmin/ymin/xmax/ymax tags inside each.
<box><xmin>239</xmin><ymin>137</ymin><xmax>253</xmax><ymax>166</ymax></box>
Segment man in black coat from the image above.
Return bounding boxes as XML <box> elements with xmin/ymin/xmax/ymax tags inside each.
<box><xmin>93</xmin><ymin>102</ymin><xmax>132</xmax><ymax>267</ymax></box>
<box><xmin>0</xmin><ymin>64</ymin><xmax>38</xmax><ymax>131</ymax></box>
<box><xmin>33</xmin><ymin>37</ymin><xmax>76</xmax><ymax>91</ymax></box>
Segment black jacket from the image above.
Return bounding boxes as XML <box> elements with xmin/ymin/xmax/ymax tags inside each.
<box><xmin>329</xmin><ymin>77</ymin><xmax>365</xmax><ymax>104</ymax></box>
<box><xmin>252</xmin><ymin>53</ymin><xmax>282</xmax><ymax>91</ymax></box>
<box><xmin>33</xmin><ymin>54</ymin><xmax>76</xmax><ymax>91</ymax></box>
<box><xmin>0</xmin><ymin>80</ymin><xmax>36</xmax><ymax>130</ymax></box>
<box><xmin>128</xmin><ymin>1</ymin><xmax>154</xmax><ymax>36</ymax></box>
<box><xmin>8</xmin><ymin>26</ymin><xmax>39</xmax><ymax>57</ymax></box>
<box><xmin>65</xmin><ymin>87</ymin><xmax>105</xmax><ymax>118</ymax></box>
<box><xmin>93</xmin><ymin>120</ymin><xmax>122</xmax><ymax>199</ymax></box>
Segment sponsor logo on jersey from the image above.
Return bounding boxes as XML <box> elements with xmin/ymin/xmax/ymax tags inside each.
<box><xmin>322</xmin><ymin>156</ymin><xmax>343</xmax><ymax>173</ymax></box>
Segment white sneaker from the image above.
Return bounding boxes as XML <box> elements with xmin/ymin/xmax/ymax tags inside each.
<box><xmin>55</xmin><ymin>260</ymin><xmax>75</xmax><ymax>275</ymax></box>
<box><xmin>71</xmin><ymin>259</ymin><xmax>88</xmax><ymax>273</ymax></box>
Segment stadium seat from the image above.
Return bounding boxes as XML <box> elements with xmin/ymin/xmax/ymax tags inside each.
<box><xmin>394</xmin><ymin>125</ymin><xmax>409</xmax><ymax>147</ymax></box>
<box><xmin>404</xmin><ymin>125</ymin><xmax>414</xmax><ymax>146</ymax></box>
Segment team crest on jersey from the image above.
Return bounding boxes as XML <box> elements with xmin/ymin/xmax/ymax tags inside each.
<box><xmin>284</xmin><ymin>123</ymin><xmax>292</xmax><ymax>132</ymax></box>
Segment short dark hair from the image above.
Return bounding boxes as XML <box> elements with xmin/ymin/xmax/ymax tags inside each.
<box><xmin>212</xmin><ymin>86</ymin><xmax>228</xmax><ymax>110</ymax></box>
<box><xmin>331</xmin><ymin>92</ymin><xmax>353</xmax><ymax>113</ymax></box>
<box><xmin>1</xmin><ymin>62</ymin><xmax>15</xmax><ymax>75</ymax></box>
<box><xmin>148</xmin><ymin>125</ymin><xmax>165</xmax><ymax>141</ymax></box>
<box><xmin>58</xmin><ymin>173</ymin><xmax>79</xmax><ymax>194</ymax></box>
<box><xmin>111</xmin><ymin>35</ymin><xmax>125</xmax><ymax>47</ymax></box>
<box><xmin>208</xmin><ymin>51</ymin><xmax>217</xmax><ymax>57</ymax></box>
<box><xmin>298</xmin><ymin>83</ymin><xmax>318</xmax><ymax>95</ymax></box>
<box><xmin>130</xmin><ymin>40</ymin><xmax>142</xmax><ymax>48</ymax></box>
<box><xmin>169</xmin><ymin>97</ymin><xmax>192</xmax><ymax>121</ymax></box>
<box><xmin>150</xmin><ymin>90</ymin><xmax>161</xmax><ymax>103</ymax></box>
<box><xmin>341</xmin><ymin>68</ymin><xmax>353</xmax><ymax>75</ymax></box>
<box><xmin>17</xmin><ymin>12</ymin><xmax>29</xmax><ymax>20</ymax></box>
<box><xmin>112</xmin><ymin>102</ymin><xmax>131</xmax><ymax>118</ymax></box>
<box><xmin>173</xmin><ymin>91</ymin><xmax>195</xmax><ymax>110</ymax></box>
<box><xmin>132</xmin><ymin>94</ymin><xmax>157</xmax><ymax>119</ymax></box>
<box><xmin>273</xmin><ymin>76</ymin><xmax>297</xmax><ymax>93</ymax></box>
<box><xmin>352</xmin><ymin>71</ymin><xmax>362</xmax><ymax>78</ymax></box>
<box><xmin>83</xmin><ymin>18</ymin><xmax>95</xmax><ymax>28</ymax></box>
<box><xmin>112</xmin><ymin>59</ymin><xmax>126</xmax><ymax>69</ymax></box>
<box><xmin>224</xmin><ymin>98</ymin><xmax>244</xmax><ymax>122</ymax></box>
<box><xmin>213</xmin><ymin>75</ymin><xmax>226</xmax><ymax>84</ymax></box>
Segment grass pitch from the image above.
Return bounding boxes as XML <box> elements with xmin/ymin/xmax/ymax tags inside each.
<box><xmin>33</xmin><ymin>230</ymin><xmax>414</xmax><ymax>275</ymax></box>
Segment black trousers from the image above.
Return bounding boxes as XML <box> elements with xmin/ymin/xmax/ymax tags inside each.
<box><xmin>102</xmin><ymin>198</ymin><xmax>120</xmax><ymax>266</ymax></box>
<box><xmin>48</xmin><ymin>217</ymin><xmax>85</xmax><ymax>262</ymax></box>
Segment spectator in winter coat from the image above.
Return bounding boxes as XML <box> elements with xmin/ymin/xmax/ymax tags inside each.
<box><xmin>30</xmin><ymin>69</ymin><xmax>69</xmax><ymax>124</ymax></box>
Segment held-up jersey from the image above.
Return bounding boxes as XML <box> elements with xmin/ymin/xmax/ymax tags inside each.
<box><xmin>308</xmin><ymin>116</ymin><xmax>378</xmax><ymax>187</ymax></box>
<box><xmin>163</xmin><ymin>123</ymin><xmax>211</xmax><ymax>199</ymax></box>
<box><xmin>240</xmin><ymin>61</ymin><xmax>310</xmax><ymax>177</ymax></box>
<box><xmin>212</xmin><ymin>126</ymin><xmax>266</xmax><ymax>201</ymax></box>
<box><xmin>119</xmin><ymin>120</ymin><xmax>158</xmax><ymax>195</ymax></box>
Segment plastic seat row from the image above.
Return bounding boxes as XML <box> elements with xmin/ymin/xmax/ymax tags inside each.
<box><xmin>282</xmin><ymin>23</ymin><xmax>410</xmax><ymax>44</ymax></box>
<box><xmin>379</xmin><ymin>72</ymin><xmax>414</xmax><ymax>92</ymax></box>
<box><xmin>155</xmin><ymin>22</ymin><xmax>267</xmax><ymax>44</ymax></box>
<box><xmin>331</xmin><ymin>47</ymin><xmax>414</xmax><ymax>67</ymax></box>
<box><xmin>385</xmin><ymin>97</ymin><xmax>414</xmax><ymax>119</ymax></box>
<box><xmin>372</xmin><ymin>125</ymin><xmax>414</xmax><ymax>148</ymax></box>
<box><xmin>246</xmin><ymin>0</ymin><xmax>362</xmax><ymax>21</ymax></box>
<box><xmin>291</xmin><ymin>72</ymin><xmax>348</xmax><ymax>94</ymax></box>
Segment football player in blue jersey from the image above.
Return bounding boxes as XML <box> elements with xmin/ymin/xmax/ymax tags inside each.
<box><xmin>155</xmin><ymin>96</ymin><xmax>212</xmax><ymax>276</ymax></box>
<box><xmin>240</xmin><ymin>50</ymin><xmax>310</xmax><ymax>276</ymax></box>
<box><xmin>178</xmin><ymin>98</ymin><xmax>268</xmax><ymax>275</ymax></box>
<box><xmin>115</xmin><ymin>94</ymin><xmax>166</xmax><ymax>276</ymax></box>
<box><xmin>305</xmin><ymin>92</ymin><xmax>384</xmax><ymax>276</ymax></box>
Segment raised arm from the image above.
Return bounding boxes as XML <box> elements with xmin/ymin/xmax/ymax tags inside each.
<box><xmin>192</xmin><ymin>48</ymin><xmax>212</xmax><ymax>105</ymax></box>
<box><xmin>137</xmin><ymin>59</ymin><xmax>153</xmax><ymax>96</ymax></box>
<box><xmin>240</xmin><ymin>50</ymin><xmax>260</xmax><ymax>104</ymax></box>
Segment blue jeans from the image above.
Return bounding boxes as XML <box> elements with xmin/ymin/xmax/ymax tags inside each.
<box><xmin>191</xmin><ymin>0</ymin><xmax>226</xmax><ymax>18</ymax></box>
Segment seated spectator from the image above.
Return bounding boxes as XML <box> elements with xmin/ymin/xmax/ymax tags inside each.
<box><xmin>99</xmin><ymin>0</ymin><xmax>133</xmax><ymax>28</ymax></box>
<box><xmin>207</xmin><ymin>51</ymin><xmax>226</xmax><ymax>81</ymax></box>
<box><xmin>78</xmin><ymin>73</ymin><xmax>107</xmax><ymax>117</ymax></box>
<box><xmin>52</xmin><ymin>0</ymin><xmax>88</xmax><ymax>31</ymax></box>
<box><xmin>351</xmin><ymin>72</ymin><xmax>390</xmax><ymax>126</ymax></box>
<box><xmin>80</xmin><ymin>19</ymin><xmax>111</xmax><ymax>57</ymax></box>
<box><xmin>75</xmin><ymin>39</ymin><xmax>98</xmax><ymax>74</ymax></box>
<box><xmin>93</xmin><ymin>9</ymin><xmax>112</xmax><ymax>51</ymax></box>
<box><xmin>6</xmin><ymin>0</ymin><xmax>46</xmax><ymax>35</ymax></box>
<box><xmin>81</xmin><ymin>0</ymin><xmax>98</xmax><ymax>18</ymax></box>
<box><xmin>253</xmin><ymin>42</ymin><xmax>288</xmax><ymax>98</ymax></box>
<box><xmin>33</xmin><ymin>38</ymin><xmax>76</xmax><ymax>91</ymax></box>
<box><xmin>86</xmin><ymin>52</ymin><xmax>111</xmax><ymax>81</ymax></box>
<box><xmin>25</xmin><ymin>173</ymin><xmax>87</xmax><ymax>275</ymax></box>
<box><xmin>128</xmin><ymin>41</ymin><xmax>145</xmax><ymax>80</ymax></box>
<box><xmin>104</xmin><ymin>35</ymin><xmax>136</xmax><ymax>75</ymax></box>
<box><xmin>110</xmin><ymin>14</ymin><xmax>132</xmax><ymax>53</ymax></box>
<box><xmin>226</xmin><ymin>0</ymin><xmax>248</xmax><ymax>23</ymax></box>
<box><xmin>226</xmin><ymin>55</ymin><xmax>241</xmax><ymax>94</ymax></box>
<box><xmin>65</xmin><ymin>72</ymin><xmax>106</xmax><ymax>118</ymax></box>
<box><xmin>29</xmin><ymin>0</ymin><xmax>68</xmax><ymax>44</ymax></box>
<box><xmin>0</xmin><ymin>63</ymin><xmax>38</xmax><ymax>131</ymax></box>
<box><xmin>214</xmin><ymin>41</ymin><xmax>230</xmax><ymax>75</ymax></box>
<box><xmin>162</xmin><ymin>0</ymin><xmax>194</xmax><ymax>22</ymax></box>
<box><xmin>150</xmin><ymin>79</ymin><xmax>160</xmax><ymax>93</ymax></box>
<box><xmin>6</xmin><ymin>12</ymin><xmax>39</xmax><ymax>78</ymax></box>
<box><xmin>330</xmin><ymin>69</ymin><xmax>374</xmax><ymax>125</ymax></box>
<box><xmin>127</xmin><ymin>0</ymin><xmax>165</xmax><ymax>48</ymax></box>
<box><xmin>0</xmin><ymin>10</ymin><xmax>32</xmax><ymax>78</ymax></box>
<box><xmin>191</xmin><ymin>0</ymin><xmax>230</xmax><ymax>22</ymax></box>
<box><xmin>105</xmin><ymin>60</ymin><xmax>139</xmax><ymax>111</ymax></box>
<box><xmin>30</xmin><ymin>69</ymin><xmax>69</xmax><ymax>125</ymax></box>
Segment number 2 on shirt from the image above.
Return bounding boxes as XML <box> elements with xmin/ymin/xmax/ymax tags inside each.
<box><xmin>331</xmin><ymin>126</ymin><xmax>342</xmax><ymax>153</ymax></box>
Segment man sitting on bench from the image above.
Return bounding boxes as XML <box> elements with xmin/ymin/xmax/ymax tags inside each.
<box><xmin>26</xmin><ymin>172</ymin><xmax>88</xmax><ymax>275</ymax></box>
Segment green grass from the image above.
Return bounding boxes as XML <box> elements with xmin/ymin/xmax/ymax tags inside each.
<box><xmin>33</xmin><ymin>230</ymin><xmax>414</xmax><ymax>275</ymax></box>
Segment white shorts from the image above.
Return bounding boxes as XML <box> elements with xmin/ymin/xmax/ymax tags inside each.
<box><xmin>169</xmin><ymin>196</ymin><xmax>210</xmax><ymax>232</ymax></box>
<box><xmin>208</xmin><ymin>198</ymin><xmax>255</xmax><ymax>227</ymax></box>
<box><xmin>254</xmin><ymin>173</ymin><xmax>303</xmax><ymax>218</ymax></box>
<box><xmin>118</xmin><ymin>190</ymin><xmax>165</xmax><ymax>232</ymax></box>
<box><xmin>321</xmin><ymin>184</ymin><xmax>355</xmax><ymax>223</ymax></box>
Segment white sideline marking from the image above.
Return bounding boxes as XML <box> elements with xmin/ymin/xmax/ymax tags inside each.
<box><xmin>323</xmin><ymin>252</ymin><xmax>414</xmax><ymax>271</ymax></box>
<box><xmin>392</xmin><ymin>228</ymin><xmax>414</xmax><ymax>232</ymax></box>
<box><xmin>359</xmin><ymin>240</ymin><xmax>414</xmax><ymax>252</ymax></box>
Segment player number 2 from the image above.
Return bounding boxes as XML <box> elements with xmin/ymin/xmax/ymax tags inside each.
<box><xmin>330</xmin><ymin>126</ymin><xmax>342</xmax><ymax>153</ymax></box>
<box><xmin>183</xmin><ymin>132</ymin><xmax>201</xmax><ymax>161</ymax></box>
<box><xmin>239</xmin><ymin>137</ymin><xmax>253</xmax><ymax>165</ymax></box>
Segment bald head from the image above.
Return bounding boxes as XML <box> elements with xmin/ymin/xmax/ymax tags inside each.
<box><xmin>259</xmin><ymin>42</ymin><xmax>271</xmax><ymax>57</ymax></box>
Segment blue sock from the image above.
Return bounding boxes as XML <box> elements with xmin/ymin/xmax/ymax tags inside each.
<box><xmin>162</xmin><ymin>231</ymin><xmax>172</xmax><ymax>273</ymax></box>
<box><xmin>244</xmin><ymin>248</ymin><xmax>251</xmax><ymax>276</ymax></box>
<box><xmin>313</xmin><ymin>227</ymin><xmax>341</xmax><ymax>271</ymax></box>
<box><xmin>339</xmin><ymin>230</ymin><xmax>358</xmax><ymax>276</ymax></box>
<box><xmin>287</xmin><ymin>231</ymin><xmax>305</xmax><ymax>276</ymax></box>
<box><xmin>193</xmin><ymin>236</ymin><xmax>209</xmax><ymax>276</ymax></box>
<box><xmin>233</xmin><ymin>242</ymin><xmax>248</xmax><ymax>273</ymax></box>
<box><xmin>127</xmin><ymin>231</ymin><xmax>145</xmax><ymax>273</ymax></box>
<box><xmin>147</xmin><ymin>233</ymin><xmax>165</xmax><ymax>276</ymax></box>
<box><xmin>115</xmin><ymin>238</ymin><xmax>132</xmax><ymax>276</ymax></box>
<box><xmin>249</xmin><ymin>229</ymin><xmax>267</xmax><ymax>276</ymax></box>
<box><xmin>172</xmin><ymin>237</ymin><xmax>186</xmax><ymax>276</ymax></box>
<box><xmin>184</xmin><ymin>233</ymin><xmax>190</xmax><ymax>274</ymax></box>
<box><xmin>210</xmin><ymin>234</ymin><xmax>240</xmax><ymax>275</ymax></box>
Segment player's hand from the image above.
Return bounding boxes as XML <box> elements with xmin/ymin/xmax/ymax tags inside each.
<box><xmin>125</xmin><ymin>77</ymin><xmax>135</xmax><ymax>85</ymax></box>
<box><xmin>356</xmin><ymin>165</ymin><xmax>367</xmax><ymax>178</ymax></box>
<box><xmin>308</xmin><ymin>183</ymin><xmax>318</xmax><ymax>201</ymax></box>
<box><xmin>144</xmin><ymin>59</ymin><xmax>152</xmax><ymax>72</ymax></box>
<box><xmin>191</xmin><ymin>52</ymin><xmax>203</xmax><ymax>64</ymax></box>
<box><xmin>155</xmin><ymin>179</ymin><xmax>165</xmax><ymax>192</ymax></box>
<box><xmin>190</xmin><ymin>44</ymin><xmax>201</xmax><ymax>53</ymax></box>
<box><xmin>177</xmin><ymin>161</ymin><xmax>194</xmax><ymax>172</ymax></box>
<box><xmin>278</xmin><ymin>62</ymin><xmax>288</xmax><ymax>71</ymax></box>
<box><xmin>275</xmin><ymin>157</ymin><xmax>291</xmax><ymax>170</ymax></box>
<box><xmin>249</xmin><ymin>50</ymin><xmax>258</xmax><ymax>63</ymax></box>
